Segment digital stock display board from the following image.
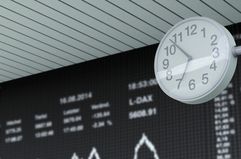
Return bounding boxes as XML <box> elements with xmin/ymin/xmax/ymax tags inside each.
<box><xmin>0</xmin><ymin>24</ymin><xmax>241</xmax><ymax>159</ymax></box>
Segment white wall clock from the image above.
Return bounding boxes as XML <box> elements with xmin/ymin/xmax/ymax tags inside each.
<box><xmin>154</xmin><ymin>17</ymin><xmax>241</xmax><ymax>104</ymax></box>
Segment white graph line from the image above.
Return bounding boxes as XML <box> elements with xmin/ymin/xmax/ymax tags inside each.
<box><xmin>133</xmin><ymin>133</ymin><xmax>159</xmax><ymax>159</ymax></box>
<box><xmin>88</xmin><ymin>147</ymin><xmax>101</xmax><ymax>159</ymax></box>
<box><xmin>71</xmin><ymin>152</ymin><xmax>79</xmax><ymax>159</ymax></box>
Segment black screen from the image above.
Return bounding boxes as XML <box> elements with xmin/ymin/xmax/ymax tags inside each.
<box><xmin>0</xmin><ymin>23</ymin><xmax>241</xmax><ymax>159</ymax></box>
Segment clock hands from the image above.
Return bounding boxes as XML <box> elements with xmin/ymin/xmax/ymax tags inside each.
<box><xmin>169</xmin><ymin>39</ymin><xmax>193</xmax><ymax>88</ymax></box>
<box><xmin>176</xmin><ymin>58</ymin><xmax>191</xmax><ymax>89</ymax></box>
<box><xmin>169</xmin><ymin>39</ymin><xmax>192</xmax><ymax>60</ymax></box>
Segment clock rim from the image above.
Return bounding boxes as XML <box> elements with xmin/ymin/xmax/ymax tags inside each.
<box><xmin>154</xmin><ymin>16</ymin><xmax>237</xmax><ymax>104</ymax></box>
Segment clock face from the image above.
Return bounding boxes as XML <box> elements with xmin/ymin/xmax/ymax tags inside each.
<box><xmin>154</xmin><ymin>17</ymin><xmax>237</xmax><ymax>104</ymax></box>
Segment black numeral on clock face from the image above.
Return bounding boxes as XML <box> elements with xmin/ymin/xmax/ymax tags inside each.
<box><xmin>211</xmin><ymin>34</ymin><xmax>218</xmax><ymax>46</ymax></box>
<box><xmin>212</xmin><ymin>47</ymin><xmax>220</xmax><ymax>58</ymax></box>
<box><xmin>172</xmin><ymin>32</ymin><xmax>183</xmax><ymax>42</ymax></box>
<box><xmin>166</xmin><ymin>70</ymin><xmax>173</xmax><ymax>81</ymax></box>
<box><xmin>185</xmin><ymin>24</ymin><xmax>197</xmax><ymax>36</ymax></box>
<box><xmin>176</xmin><ymin>73</ymin><xmax>209</xmax><ymax>90</ymax></box>
<box><xmin>210</xmin><ymin>60</ymin><xmax>217</xmax><ymax>71</ymax></box>
<box><xmin>163</xmin><ymin>59</ymin><xmax>169</xmax><ymax>69</ymax></box>
<box><xmin>176</xmin><ymin>78</ymin><xmax>182</xmax><ymax>89</ymax></box>
<box><xmin>201</xmin><ymin>27</ymin><xmax>206</xmax><ymax>38</ymax></box>
<box><xmin>202</xmin><ymin>73</ymin><xmax>209</xmax><ymax>85</ymax></box>
<box><xmin>164</xmin><ymin>45</ymin><xmax>176</xmax><ymax>56</ymax></box>
<box><xmin>189</xmin><ymin>79</ymin><xmax>196</xmax><ymax>90</ymax></box>
<box><xmin>210</xmin><ymin>33</ymin><xmax>218</xmax><ymax>72</ymax></box>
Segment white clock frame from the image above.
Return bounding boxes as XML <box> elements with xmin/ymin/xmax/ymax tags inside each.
<box><xmin>154</xmin><ymin>17</ymin><xmax>241</xmax><ymax>104</ymax></box>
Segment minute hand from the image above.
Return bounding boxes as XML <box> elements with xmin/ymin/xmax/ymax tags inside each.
<box><xmin>176</xmin><ymin>58</ymin><xmax>191</xmax><ymax>89</ymax></box>
<box><xmin>169</xmin><ymin>39</ymin><xmax>192</xmax><ymax>60</ymax></box>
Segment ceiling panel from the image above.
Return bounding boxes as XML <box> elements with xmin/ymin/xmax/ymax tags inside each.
<box><xmin>0</xmin><ymin>0</ymin><xmax>240</xmax><ymax>83</ymax></box>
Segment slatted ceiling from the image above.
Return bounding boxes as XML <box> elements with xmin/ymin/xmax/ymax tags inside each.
<box><xmin>0</xmin><ymin>32</ymin><xmax>65</xmax><ymax>69</ymax></box>
<box><xmin>0</xmin><ymin>59</ymin><xmax>33</xmax><ymax>74</ymax></box>
<box><xmin>226</xmin><ymin>0</ymin><xmax>241</xmax><ymax>13</ymax></box>
<box><xmin>37</xmin><ymin>0</ymin><xmax>139</xmax><ymax>50</ymax></box>
<box><xmin>203</xmin><ymin>0</ymin><xmax>241</xmax><ymax>23</ymax></box>
<box><xmin>157</xmin><ymin>1</ymin><xmax>198</xmax><ymax>19</ymax></box>
<box><xmin>0</xmin><ymin>1</ymin><xmax>240</xmax><ymax>83</ymax></box>
<box><xmin>22</xmin><ymin>0</ymin><xmax>128</xmax><ymax>54</ymax></box>
<box><xmin>0</xmin><ymin>39</ymin><xmax>57</xmax><ymax>70</ymax></box>
<box><xmin>0</xmin><ymin>75</ymin><xmax>11</xmax><ymax>82</ymax></box>
<box><xmin>55</xmin><ymin>1</ymin><xmax>151</xmax><ymax>48</ymax></box>
<box><xmin>0</xmin><ymin>19</ymin><xmax>76</xmax><ymax>67</ymax></box>
<box><xmin>131</xmin><ymin>0</ymin><xmax>183</xmax><ymax>24</ymax></box>
<box><xmin>0</xmin><ymin>68</ymin><xmax>20</xmax><ymax>79</ymax></box>
<box><xmin>0</xmin><ymin>2</ymin><xmax>97</xmax><ymax>62</ymax></box>
<box><xmin>178</xmin><ymin>0</ymin><xmax>234</xmax><ymax>26</ymax></box>
<box><xmin>113</xmin><ymin>0</ymin><xmax>173</xmax><ymax>34</ymax></box>
<box><xmin>0</xmin><ymin>63</ymin><xmax>30</xmax><ymax>77</ymax></box>
<box><xmin>0</xmin><ymin>54</ymin><xmax>41</xmax><ymax>74</ymax></box>
<box><xmin>0</xmin><ymin>47</ymin><xmax>48</xmax><ymax>72</ymax></box>
<box><xmin>14</xmin><ymin>1</ymin><xmax>122</xmax><ymax>56</ymax></box>
<box><xmin>78</xmin><ymin>0</ymin><xmax>159</xmax><ymax>44</ymax></box>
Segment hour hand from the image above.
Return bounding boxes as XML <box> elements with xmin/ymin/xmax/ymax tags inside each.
<box><xmin>169</xmin><ymin>39</ymin><xmax>192</xmax><ymax>60</ymax></box>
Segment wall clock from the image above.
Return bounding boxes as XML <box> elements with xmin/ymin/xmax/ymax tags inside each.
<box><xmin>154</xmin><ymin>17</ymin><xmax>241</xmax><ymax>104</ymax></box>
